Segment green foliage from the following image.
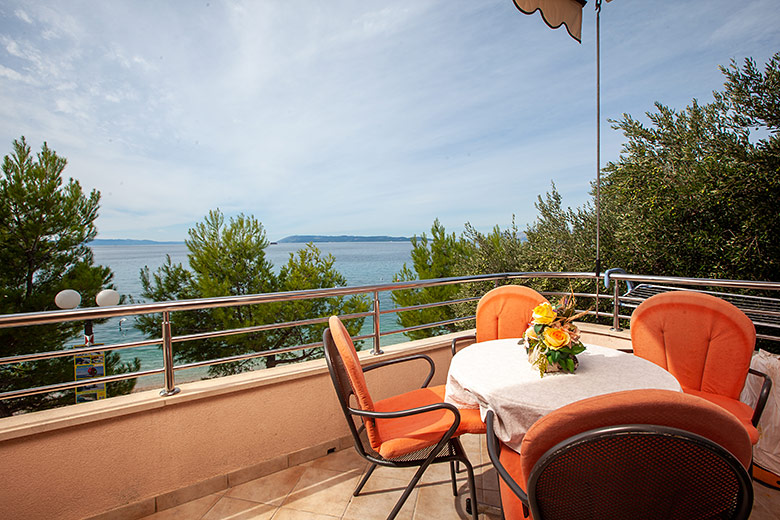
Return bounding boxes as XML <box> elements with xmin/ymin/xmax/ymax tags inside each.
<box><xmin>718</xmin><ymin>54</ymin><xmax>780</xmax><ymax>133</ymax></box>
<box><xmin>136</xmin><ymin>209</ymin><xmax>368</xmax><ymax>377</ymax></box>
<box><xmin>461</xmin><ymin>218</ymin><xmax>525</xmax><ymax>278</ymax></box>
<box><xmin>518</xmin><ymin>186</ymin><xmax>604</xmax><ymax>295</ymax></box>
<box><xmin>601</xmin><ymin>53</ymin><xmax>780</xmax><ymax>281</ymax></box>
<box><xmin>0</xmin><ymin>137</ymin><xmax>138</xmax><ymax>416</ymax></box>
<box><xmin>391</xmin><ymin>219</ymin><xmax>471</xmax><ymax>340</ymax></box>
<box><xmin>453</xmin><ymin>219</ymin><xmax>526</xmax><ymax>317</ymax></box>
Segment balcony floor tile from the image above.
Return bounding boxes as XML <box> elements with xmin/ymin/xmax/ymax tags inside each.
<box><xmin>139</xmin><ymin>434</ymin><xmax>780</xmax><ymax>520</ymax></box>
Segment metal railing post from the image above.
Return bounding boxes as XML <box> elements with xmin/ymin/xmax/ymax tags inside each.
<box><xmin>612</xmin><ymin>281</ymin><xmax>622</xmax><ymax>331</ymax></box>
<box><xmin>595</xmin><ymin>274</ymin><xmax>600</xmax><ymax>323</ymax></box>
<box><xmin>160</xmin><ymin>311</ymin><xmax>181</xmax><ymax>396</ymax></box>
<box><xmin>372</xmin><ymin>291</ymin><xmax>383</xmax><ymax>355</ymax></box>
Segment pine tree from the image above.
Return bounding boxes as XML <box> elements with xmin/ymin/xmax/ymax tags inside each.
<box><xmin>0</xmin><ymin>137</ymin><xmax>138</xmax><ymax>417</ymax></box>
<box><xmin>137</xmin><ymin>209</ymin><xmax>368</xmax><ymax>376</ymax></box>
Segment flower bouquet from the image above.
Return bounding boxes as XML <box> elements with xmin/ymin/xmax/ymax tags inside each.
<box><xmin>521</xmin><ymin>295</ymin><xmax>587</xmax><ymax>377</ymax></box>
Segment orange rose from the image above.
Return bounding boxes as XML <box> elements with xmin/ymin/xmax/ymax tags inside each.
<box><xmin>543</xmin><ymin>327</ymin><xmax>571</xmax><ymax>349</ymax></box>
<box><xmin>531</xmin><ymin>302</ymin><xmax>556</xmax><ymax>325</ymax></box>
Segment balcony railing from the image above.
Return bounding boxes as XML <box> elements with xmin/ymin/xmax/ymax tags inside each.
<box><xmin>1</xmin><ymin>271</ymin><xmax>779</xmax><ymax>405</ymax></box>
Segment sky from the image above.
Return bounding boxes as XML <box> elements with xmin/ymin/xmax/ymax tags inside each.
<box><xmin>1</xmin><ymin>1</ymin><xmax>778</xmax><ymax>242</ymax></box>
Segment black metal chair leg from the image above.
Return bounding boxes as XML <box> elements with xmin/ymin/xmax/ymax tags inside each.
<box><xmin>354</xmin><ymin>463</ymin><xmax>377</xmax><ymax>496</ymax></box>
<box><xmin>449</xmin><ymin>460</ymin><xmax>458</xmax><ymax>496</ymax></box>
<box><xmin>460</xmin><ymin>455</ymin><xmax>479</xmax><ymax>520</ymax></box>
<box><xmin>387</xmin><ymin>461</ymin><xmax>433</xmax><ymax>520</ymax></box>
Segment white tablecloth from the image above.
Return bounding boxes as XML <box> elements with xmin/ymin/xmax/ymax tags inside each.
<box><xmin>444</xmin><ymin>339</ymin><xmax>682</xmax><ymax>450</ymax></box>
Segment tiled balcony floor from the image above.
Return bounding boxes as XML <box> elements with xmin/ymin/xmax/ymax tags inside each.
<box><xmin>140</xmin><ymin>433</ymin><xmax>780</xmax><ymax>520</ymax></box>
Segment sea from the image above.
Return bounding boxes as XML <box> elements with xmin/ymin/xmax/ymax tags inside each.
<box><xmin>85</xmin><ymin>241</ymin><xmax>413</xmax><ymax>387</ymax></box>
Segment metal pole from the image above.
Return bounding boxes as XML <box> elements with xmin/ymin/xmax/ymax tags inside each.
<box><xmin>595</xmin><ymin>0</ymin><xmax>602</xmax><ymax>278</ymax></box>
<box><xmin>84</xmin><ymin>319</ymin><xmax>94</xmax><ymax>347</ymax></box>
<box><xmin>372</xmin><ymin>291</ymin><xmax>383</xmax><ymax>355</ymax></box>
<box><xmin>160</xmin><ymin>310</ymin><xmax>180</xmax><ymax>396</ymax></box>
<box><xmin>612</xmin><ymin>281</ymin><xmax>622</xmax><ymax>332</ymax></box>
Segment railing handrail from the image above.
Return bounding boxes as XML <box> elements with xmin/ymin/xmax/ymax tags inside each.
<box><xmin>603</xmin><ymin>273</ymin><xmax>780</xmax><ymax>292</ymax></box>
<box><xmin>0</xmin><ymin>271</ymin><xmax>597</xmax><ymax>328</ymax></box>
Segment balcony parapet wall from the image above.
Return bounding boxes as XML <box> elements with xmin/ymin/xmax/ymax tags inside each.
<box><xmin>0</xmin><ymin>332</ymin><xmax>464</xmax><ymax>520</ymax></box>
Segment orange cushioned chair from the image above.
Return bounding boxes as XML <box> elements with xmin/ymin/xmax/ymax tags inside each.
<box><xmin>630</xmin><ymin>290</ymin><xmax>772</xmax><ymax>444</ymax></box>
<box><xmin>323</xmin><ymin>315</ymin><xmax>484</xmax><ymax>520</ymax></box>
<box><xmin>486</xmin><ymin>389</ymin><xmax>754</xmax><ymax>520</ymax></box>
<box><xmin>451</xmin><ymin>285</ymin><xmax>548</xmax><ymax>355</ymax></box>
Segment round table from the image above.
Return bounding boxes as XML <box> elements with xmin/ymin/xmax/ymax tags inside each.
<box><xmin>444</xmin><ymin>339</ymin><xmax>682</xmax><ymax>450</ymax></box>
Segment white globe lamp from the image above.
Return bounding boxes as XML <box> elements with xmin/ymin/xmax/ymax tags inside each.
<box><xmin>96</xmin><ymin>289</ymin><xmax>120</xmax><ymax>307</ymax></box>
<box><xmin>55</xmin><ymin>289</ymin><xmax>82</xmax><ymax>310</ymax></box>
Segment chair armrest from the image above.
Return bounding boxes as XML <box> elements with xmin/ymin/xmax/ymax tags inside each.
<box><xmin>749</xmin><ymin>368</ymin><xmax>773</xmax><ymax>427</ymax></box>
<box><xmin>350</xmin><ymin>401</ymin><xmax>460</xmax><ymax>422</ymax></box>
<box><xmin>485</xmin><ymin>411</ymin><xmax>530</xmax><ymax>514</ymax></box>
<box><xmin>451</xmin><ymin>334</ymin><xmax>477</xmax><ymax>356</ymax></box>
<box><xmin>349</xmin><ymin>402</ymin><xmax>462</xmax><ymax>440</ymax></box>
<box><xmin>363</xmin><ymin>354</ymin><xmax>435</xmax><ymax>388</ymax></box>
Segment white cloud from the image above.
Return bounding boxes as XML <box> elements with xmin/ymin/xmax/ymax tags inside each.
<box><xmin>0</xmin><ymin>63</ymin><xmax>34</xmax><ymax>84</ymax></box>
<box><xmin>14</xmin><ymin>9</ymin><xmax>32</xmax><ymax>24</ymax></box>
<box><xmin>0</xmin><ymin>0</ymin><xmax>777</xmax><ymax>240</ymax></box>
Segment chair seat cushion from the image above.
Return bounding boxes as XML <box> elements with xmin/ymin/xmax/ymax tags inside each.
<box><xmin>683</xmin><ymin>387</ymin><xmax>758</xmax><ymax>444</ymax></box>
<box><xmin>374</xmin><ymin>385</ymin><xmax>486</xmax><ymax>459</ymax></box>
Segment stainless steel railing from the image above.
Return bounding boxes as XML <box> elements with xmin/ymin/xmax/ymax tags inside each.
<box><xmin>1</xmin><ymin>271</ymin><xmax>778</xmax><ymax>403</ymax></box>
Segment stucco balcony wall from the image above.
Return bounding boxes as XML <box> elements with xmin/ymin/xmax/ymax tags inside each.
<box><xmin>0</xmin><ymin>333</ymin><xmax>463</xmax><ymax>520</ymax></box>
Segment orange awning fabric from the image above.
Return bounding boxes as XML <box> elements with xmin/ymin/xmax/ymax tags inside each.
<box><xmin>512</xmin><ymin>0</ymin><xmax>587</xmax><ymax>43</ymax></box>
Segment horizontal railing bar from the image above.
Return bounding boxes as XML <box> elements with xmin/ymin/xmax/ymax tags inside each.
<box><xmin>753</xmin><ymin>321</ymin><xmax>780</xmax><ymax>330</ymax></box>
<box><xmin>1</xmin><ymin>310</ymin><xmax>374</xmax><ymax>366</ymax></box>
<box><xmin>606</xmin><ymin>274</ymin><xmax>780</xmax><ymax>292</ymax></box>
<box><xmin>0</xmin><ymin>368</ymin><xmax>164</xmax><ymax>401</ymax></box>
<box><xmin>2</xmin><ymin>333</ymin><xmax>376</xmax><ymax>400</ymax></box>
<box><xmin>173</xmin><ymin>341</ymin><xmax>324</xmax><ymax>372</ymax></box>
<box><xmin>0</xmin><ymin>337</ymin><xmax>163</xmax><ymax>366</ymax></box>
<box><xmin>385</xmin><ymin>297</ymin><xmax>480</xmax><ymax>315</ymax></box>
<box><xmin>383</xmin><ymin>316</ymin><xmax>473</xmax><ymax>337</ymax></box>
<box><xmin>170</xmin><ymin>311</ymin><xmax>370</xmax><ymax>344</ymax></box>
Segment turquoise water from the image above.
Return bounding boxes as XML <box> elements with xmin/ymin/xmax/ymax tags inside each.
<box><xmin>86</xmin><ymin>241</ymin><xmax>413</xmax><ymax>381</ymax></box>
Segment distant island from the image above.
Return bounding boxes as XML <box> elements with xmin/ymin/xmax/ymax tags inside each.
<box><xmin>92</xmin><ymin>239</ymin><xmax>184</xmax><ymax>246</ymax></box>
<box><xmin>277</xmin><ymin>235</ymin><xmax>409</xmax><ymax>243</ymax></box>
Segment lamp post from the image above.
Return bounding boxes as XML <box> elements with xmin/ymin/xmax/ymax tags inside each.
<box><xmin>55</xmin><ymin>288</ymin><xmax>120</xmax><ymax>402</ymax></box>
<box><xmin>55</xmin><ymin>288</ymin><xmax>120</xmax><ymax>345</ymax></box>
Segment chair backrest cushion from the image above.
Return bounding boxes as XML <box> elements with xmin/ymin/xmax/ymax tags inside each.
<box><xmin>327</xmin><ymin>315</ymin><xmax>381</xmax><ymax>449</ymax></box>
<box><xmin>496</xmin><ymin>389</ymin><xmax>752</xmax><ymax>519</ymax></box>
<box><xmin>630</xmin><ymin>291</ymin><xmax>755</xmax><ymax>398</ymax></box>
<box><xmin>476</xmin><ymin>285</ymin><xmax>548</xmax><ymax>343</ymax></box>
<box><xmin>520</xmin><ymin>389</ymin><xmax>753</xmax><ymax>480</ymax></box>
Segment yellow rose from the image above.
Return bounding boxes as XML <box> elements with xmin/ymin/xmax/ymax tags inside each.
<box><xmin>524</xmin><ymin>325</ymin><xmax>538</xmax><ymax>341</ymax></box>
<box><xmin>543</xmin><ymin>327</ymin><xmax>571</xmax><ymax>349</ymax></box>
<box><xmin>532</xmin><ymin>302</ymin><xmax>556</xmax><ymax>325</ymax></box>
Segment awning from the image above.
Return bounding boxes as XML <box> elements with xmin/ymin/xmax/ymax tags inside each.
<box><xmin>512</xmin><ymin>0</ymin><xmax>587</xmax><ymax>43</ymax></box>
